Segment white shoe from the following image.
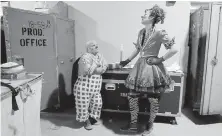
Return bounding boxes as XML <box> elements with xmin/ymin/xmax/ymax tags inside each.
<box><xmin>84</xmin><ymin>119</ymin><xmax>93</xmax><ymax>130</ymax></box>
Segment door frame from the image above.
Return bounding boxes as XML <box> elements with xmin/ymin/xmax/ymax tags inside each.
<box><xmin>200</xmin><ymin>3</ymin><xmax>222</xmax><ymax>115</ymax></box>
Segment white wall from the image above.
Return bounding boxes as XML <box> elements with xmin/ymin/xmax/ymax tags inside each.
<box><xmin>9</xmin><ymin>1</ymin><xmax>36</xmax><ymax>11</ymax></box>
<box><xmin>9</xmin><ymin>1</ymin><xmax>191</xmax><ymax>73</ymax></box>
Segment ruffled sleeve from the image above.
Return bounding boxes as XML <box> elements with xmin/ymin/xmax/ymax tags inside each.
<box><xmin>79</xmin><ymin>53</ymin><xmax>97</xmax><ymax>76</ymax></box>
<box><xmin>135</xmin><ymin>36</ymin><xmax>140</xmax><ymax>50</ymax></box>
<box><xmin>160</xmin><ymin>30</ymin><xmax>175</xmax><ymax>49</ymax></box>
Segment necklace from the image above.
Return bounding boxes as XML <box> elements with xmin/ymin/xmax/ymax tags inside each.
<box><xmin>143</xmin><ymin>27</ymin><xmax>155</xmax><ymax>48</ymax></box>
<box><xmin>140</xmin><ymin>27</ymin><xmax>155</xmax><ymax>57</ymax></box>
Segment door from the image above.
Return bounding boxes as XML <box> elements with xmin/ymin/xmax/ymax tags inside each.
<box><xmin>56</xmin><ymin>17</ymin><xmax>75</xmax><ymax>110</ymax></box>
<box><xmin>201</xmin><ymin>4</ymin><xmax>222</xmax><ymax>115</ymax></box>
<box><xmin>187</xmin><ymin>7</ymin><xmax>204</xmax><ymax>110</ymax></box>
<box><xmin>3</xmin><ymin>7</ymin><xmax>58</xmax><ymax>110</ymax></box>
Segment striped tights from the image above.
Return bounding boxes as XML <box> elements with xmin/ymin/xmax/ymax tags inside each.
<box><xmin>128</xmin><ymin>96</ymin><xmax>160</xmax><ymax>126</ymax></box>
<box><xmin>128</xmin><ymin>96</ymin><xmax>139</xmax><ymax>124</ymax></box>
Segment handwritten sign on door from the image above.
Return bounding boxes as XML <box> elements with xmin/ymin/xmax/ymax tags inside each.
<box><xmin>19</xmin><ymin>20</ymin><xmax>51</xmax><ymax>47</ymax></box>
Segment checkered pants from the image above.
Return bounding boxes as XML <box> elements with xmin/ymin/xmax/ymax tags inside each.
<box><xmin>73</xmin><ymin>75</ymin><xmax>102</xmax><ymax>122</ymax></box>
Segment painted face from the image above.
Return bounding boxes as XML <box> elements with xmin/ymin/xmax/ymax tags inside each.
<box><xmin>88</xmin><ymin>42</ymin><xmax>99</xmax><ymax>55</ymax></box>
<box><xmin>141</xmin><ymin>9</ymin><xmax>154</xmax><ymax>25</ymax></box>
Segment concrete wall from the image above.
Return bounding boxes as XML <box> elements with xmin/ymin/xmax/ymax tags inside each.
<box><xmin>9</xmin><ymin>1</ymin><xmax>191</xmax><ymax>73</ymax></box>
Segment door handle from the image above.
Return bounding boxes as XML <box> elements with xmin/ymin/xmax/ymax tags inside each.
<box><xmin>211</xmin><ymin>57</ymin><xmax>218</xmax><ymax>66</ymax></box>
<box><xmin>60</xmin><ymin>61</ymin><xmax>64</xmax><ymax>64</ymax></box>
<box><xmin>105</xmin><ymin>83</ymin><xmax>116</xmax><ymax>91</ymax></box>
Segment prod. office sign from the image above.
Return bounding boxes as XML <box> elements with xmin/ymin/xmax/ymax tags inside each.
<box><xmin>20</xmin><ymin>20</ymin><xmax>51</xmax><ymax>47</ymax></box>
<box><xmin>3</xmin><ymin>7</ymin><xmax>55</xmax><ymax>62</ymax></box>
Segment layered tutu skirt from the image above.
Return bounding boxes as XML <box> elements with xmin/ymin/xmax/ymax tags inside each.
<box><xmin>125</xmin><ymin>57</ymin><xmax>173</xmax><ymax>94</ymax></box>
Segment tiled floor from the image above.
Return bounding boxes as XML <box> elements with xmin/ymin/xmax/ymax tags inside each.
<box><xmin>40</xmin><ymin>108</ymin><xmax>222</xmax><ymax>136</ymax></box>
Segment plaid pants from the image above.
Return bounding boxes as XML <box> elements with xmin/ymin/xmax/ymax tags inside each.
<box><xmin>73</xmin><ymin>75</ymin><xmax>102</xmax><ymax>122</ymax></box>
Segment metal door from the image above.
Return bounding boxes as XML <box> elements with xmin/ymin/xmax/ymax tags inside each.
<box><xmin>201</xmin><ymin>4</ymin><xmax>222</xmax><ymax>115</ymax></box>
<box><xmin>187</xmin><ymin>7</ymin><xmax>204</xmax><ymax>110</ymax></box>
<box><xmin>3</xmin><ymin>7</ymin><xmax>58</xmax><ymax>110</ymax></box>
<box><xmin>56</xmin><ymin>17</ymin><xmax>75</xmax><ymax>110</ymax></box>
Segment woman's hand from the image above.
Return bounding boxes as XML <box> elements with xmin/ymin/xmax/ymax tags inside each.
<box><xmin>146</xmin><ymin>57</ymin><xmax>164</xmax><ymax>65</ymax></box>
<box><xmin>120</xmin><ymin>59</ymin><xmax>131</xmax><ymax>67</ymax></box>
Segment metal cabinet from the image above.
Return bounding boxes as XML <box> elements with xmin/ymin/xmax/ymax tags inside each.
<box><xmin>3</xmin><ymin>7</ymin><xmax>75</xmax><ymax>110</ymax></box>
<box><xmin>1</xmin><ymin>74</ymin><xmax>43</xmax><ymax>136</ymax></box>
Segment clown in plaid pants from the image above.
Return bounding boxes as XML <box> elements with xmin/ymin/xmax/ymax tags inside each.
<box><xmin>74</xmin><ymin>75</ymin><xmax>103</xmax><ymax>122</ymax></box>
<box><xmin>74</xmin><ymin>41</ymin><xmax>107</xmax><ymax>130</ymax></box>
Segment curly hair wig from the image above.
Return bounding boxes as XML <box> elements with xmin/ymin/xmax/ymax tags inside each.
<box><xmin>145</xmin><ymin>5</ymin><xmax>166</xmax><ymax>27</ymax></box>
